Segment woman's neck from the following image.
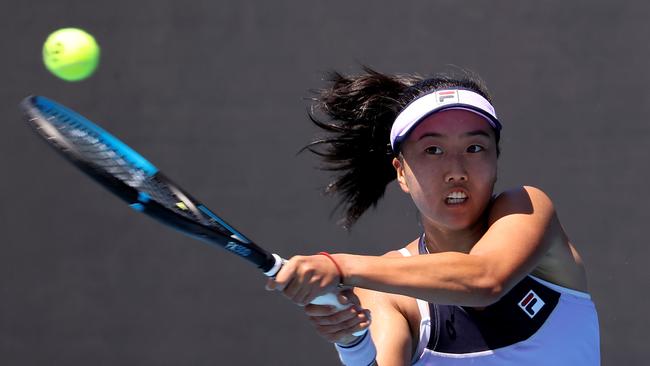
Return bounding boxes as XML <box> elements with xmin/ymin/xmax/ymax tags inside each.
<box><xmin>422</xmin><ymin>217</ymin><xmax>487</xmax><ymax>254</ymax></box>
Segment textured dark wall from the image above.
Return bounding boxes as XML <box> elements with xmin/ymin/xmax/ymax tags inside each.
<box><xmin>1</xmin><ymin>1</ymin><xmax>648</xmax><ymax>364</ymax></box>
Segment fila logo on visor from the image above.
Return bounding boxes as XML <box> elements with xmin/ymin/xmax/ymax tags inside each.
<box><xmin>518</xmin><ymin>290</ymin><xmax>545</xmax><ymax>318</ymax></box>
<box><xmin>437</xmin><ymin>90</ymin><xmax>458</xmax><ymax>103</ymax></box>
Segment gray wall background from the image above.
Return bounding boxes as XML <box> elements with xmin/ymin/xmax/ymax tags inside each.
<box><xmin>1</xmin><ymin>1</ymin><xmax>647</xmax><ymax>365</ymax></box>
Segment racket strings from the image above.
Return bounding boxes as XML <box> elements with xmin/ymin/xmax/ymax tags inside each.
<box><xmin>35</xmin><ymin>100</ymin><xmax>203</xmax><ymax>224</ymax></box>
<box><xmin>54</xmin><ymin>117</ymin><xmax>148</xmax><ymax>187</ymax></box>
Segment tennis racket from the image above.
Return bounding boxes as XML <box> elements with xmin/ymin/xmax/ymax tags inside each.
<box><xmin>20</xmin><ymin>95</ymin><xmax>356</xmax><ymax>316</ymax></box>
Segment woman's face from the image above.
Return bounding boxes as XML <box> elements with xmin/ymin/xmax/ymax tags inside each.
<box><xmin>393</xmin><ymin>109</ymin><xmax>498</xmax><ymax>232</ymax></box>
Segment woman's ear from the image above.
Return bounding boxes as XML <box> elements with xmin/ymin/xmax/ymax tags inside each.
<box><xmin>392</xmin><ymin>157</ymin><xmax>410</xmax><ymax>193</ymax></box>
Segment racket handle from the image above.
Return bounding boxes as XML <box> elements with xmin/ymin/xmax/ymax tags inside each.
<box><xmin>311</xmin><ymin>292</ymin><xmax>347</xmax><ymax>308</ymax></box>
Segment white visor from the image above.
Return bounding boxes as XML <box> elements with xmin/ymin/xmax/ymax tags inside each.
<box><xmin>390</xmin><ymin>89</ymin><xmax>501</xmax><ymax>151</ymax></box>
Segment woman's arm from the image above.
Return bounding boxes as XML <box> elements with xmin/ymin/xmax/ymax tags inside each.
<box><xmin>271</xmin><ymin>186</ymin><xmax>561</xmax><ymax>307</ymax></box>
<box><xmin>362</xmin><ymin>289</ymin><xmax>413</xmax><ymax>365</ymax></box>
<box><xmin>304</xmin><ymin>287</ymin><xmax>413</xmax><ymax>366</ymax></box>
<box><xmin>338</xmin><ymin>186</ymin><xmax>559</xmax><ymax>306</ymax></box>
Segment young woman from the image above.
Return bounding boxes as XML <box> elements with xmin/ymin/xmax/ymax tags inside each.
<box><xmin>266</xmin><ymin>68</ymin><xmax>600</xmax><ymax>365</ymax></box>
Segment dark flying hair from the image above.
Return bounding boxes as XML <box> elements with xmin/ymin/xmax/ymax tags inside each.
<box><xmin>305</xmin><ymin>66</ymin><xmax>496</xmax><ymax>228</ymax></box>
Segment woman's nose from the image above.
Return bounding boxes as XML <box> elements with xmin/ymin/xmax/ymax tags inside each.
<box><xmin>444</xmin><ymin>156</ymin><xmax>468</xmax><ymax>183</ymax></box>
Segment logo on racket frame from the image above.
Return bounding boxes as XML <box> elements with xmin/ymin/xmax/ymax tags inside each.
<box><xmin>225</xmin><ymin>242</ymin><xmax>252</xmax><ymax>257</ymax></box>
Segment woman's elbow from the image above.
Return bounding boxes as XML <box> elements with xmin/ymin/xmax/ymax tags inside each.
<box><xmin>472</xmin><ymin>276</ymin><xmax>505</xmax><ymax>306</ymax></box>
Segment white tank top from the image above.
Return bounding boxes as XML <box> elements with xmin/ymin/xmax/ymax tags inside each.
<box><xmin>398</xmin><ymin>241</ymin><xmax>600</xmax><ymax>366</ymax></box>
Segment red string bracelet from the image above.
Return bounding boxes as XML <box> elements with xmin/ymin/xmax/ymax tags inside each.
<box><xmin>318</xmin><ymin>251</ymin><xmax>345</xmax><ymax>286</ymax></box>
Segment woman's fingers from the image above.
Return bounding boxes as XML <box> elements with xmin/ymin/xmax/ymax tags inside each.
<box><xmin>267</xmin><ymin>255</ymin><xmax>347</xmax><ymax>306</ymax></box>
<box><xmin>315</xmin><ymin>309</ymin><xmax>370</xmax><ymax>331</ymax></box>
<box><xmin>337</xmin><ymin>289</ymin><xmax>360</xmax><ymax>306</ymax></box>
<box><xmin>304</xmin><ymin>303</ymin><xmax>339</xmax><ymax>316</ymax></box>
<box><xmin>308</xmin><ymin>305</ymin><xmax>360</xmax><ymax>325</ymax></box>
<box><xmin>301</xmin><ymin>290</ymin><xmax>370</xmax><ymax>344</ymax></box>
<box><xmin>279</xmin><ymin>255</ymin><xmax>342</xmax><ymax>304</ymax></box>
<box><xmin>313</xmin><ymin>309</ymin><xmax>372</xmax><ymax>344</ymax></box>
<box><xmin>306</xmin><ymin>305</ymin><xmax>370</xmax><ymax>331</ymax></box>
<box><xmin>285</xmin><ymin>275</ymin><xmax>314</xmax><ymax>305</ymax></box>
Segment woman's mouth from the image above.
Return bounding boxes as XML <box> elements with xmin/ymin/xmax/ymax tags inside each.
<box><xmin>445</xmin><ymin>191</ymin><xmax>468</xmax><ymax>205</ymax></box>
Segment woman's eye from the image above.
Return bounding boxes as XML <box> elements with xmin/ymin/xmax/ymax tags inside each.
<box><xmin>425</xmin><ymin>146</ymin><xmax>443</xmax><ymax>155</ymax></box>
<box><xmin>467</xmin><ymin>145</ymin><xmax>484</xmax><ymax>153</ymax></box>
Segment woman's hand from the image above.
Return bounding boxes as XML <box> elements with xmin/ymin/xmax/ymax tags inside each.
<box><xmin>303</xmin><ymin>290</ymin><xmax>371</xmax><ymax>345</ymax></box>
<box><xmin>265</xmin><ymin>254</ymin><xmax>343</xmax><ymax>306</ymax></box>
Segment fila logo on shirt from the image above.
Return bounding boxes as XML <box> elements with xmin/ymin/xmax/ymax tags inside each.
<box><xmin>437</xmin><ymin>90</ymin><xmax>458</xmax><ymax>103</ymax></box>
<box><xmin>518</xmin><ymin>290</ymin><xmax>545</xmax><ymax>318</ymax></box>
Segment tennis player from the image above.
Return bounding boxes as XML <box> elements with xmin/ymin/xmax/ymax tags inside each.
<box><xmin>267</xmin><ymin>68</ymin><xmax>600</xmax><ymax>365</ymax></box>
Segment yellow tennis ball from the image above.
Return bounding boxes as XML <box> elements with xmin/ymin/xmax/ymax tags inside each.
<box><xmin>43</xmin><ymin>28</ymin><xmax>100</xmax><ymax>82</ymax></box>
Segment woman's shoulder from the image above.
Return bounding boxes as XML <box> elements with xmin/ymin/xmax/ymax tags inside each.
<box><xmin>493</xmin><ymin>185</ymin><xmax>555</xmax><ymax>204</ymax></box>
<box><xmin>489</xmin><ymin>185</ymin><xmax>556</xmax><ymax>223</ymax></box>
<box><xmin>494</xmin><ymin>187</ymin><xmax>588</xmax><ymax>291</ymax></box>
